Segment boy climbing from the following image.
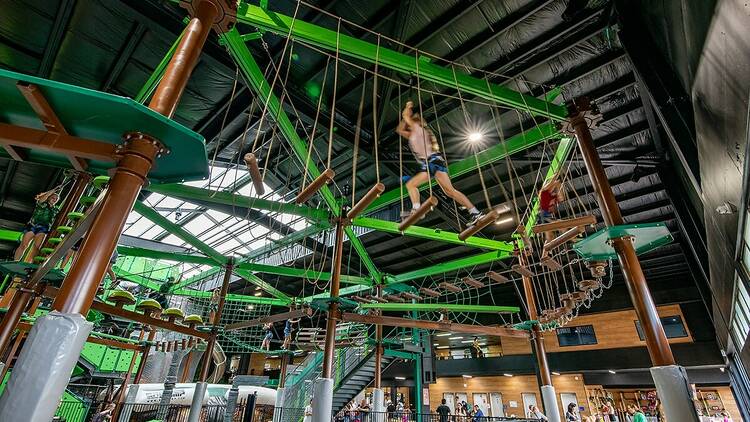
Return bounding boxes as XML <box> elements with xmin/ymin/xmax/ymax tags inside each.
<box><xmin>538</xmin><ymin>177</ymin><xmax>563</xmax><ymax>244</ymax></box>
<box><xmin>14</xmin><ymin>189</ymin><xmax>61</xmax><ymax>261</ymax></box>
<box><xmin>395</xmin><ymin>101</ymin><xmax>484</xmax><ymax>226</ymax></box>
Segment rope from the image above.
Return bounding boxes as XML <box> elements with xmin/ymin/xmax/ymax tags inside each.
<box><xmin>300</xmin><ymin>56</ymin><xmax>331</xmax><ymax>191</ymax></box>
<box><xmin>373</xmin><ymin>35</ymin><xmax>381</xmax><ymax>184</ymax></box>
<box><xmin>351</xmin><ymin>72</ymin><xmax>367</xmax><ymax>206</ymax></box>
<box><xmin>414</xmin><ymin>52</ymin><xmax>433</xmax><ymax>198</ymax></box>
<box><xmin>326</xmin><ymin>18</ymin><xmax>342</xmax><ymax>170</ymax></box>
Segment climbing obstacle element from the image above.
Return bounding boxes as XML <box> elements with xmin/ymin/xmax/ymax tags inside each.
<box><xmin>243</xmin><ymin>153</ymin><xmax>265</xmax><ymax>195</ymax></box>
<box><xmin>398</xmin><ymin>196</ymin><xmax>438</xmax><ymax>231</ymax></box>
<box><xmin>532</xmin><ymin>215</ymin><xmax>596</xmax><ymax>234</ymax></box>
<box><xmin>542</xmin><ymin>226</ymin><xmax>584</xmax><ymax>255</ymax></box>
<box><xmin>296</xmin><ymin>168</ymin><xmax>335</xmax><ymax>204</ymax></box>
<box><xmin>458</xmin><ymin>209</ymin><xmax>499</xmax><ymax>241</ymax></box>
<box><xmin>347</xmin><ymin>183</ymin><xmax>385</xmax><ymax>219</ymax></box>
<box><xmin>572</xmin><ymin>222</ymin><xmax>673</xmax><ymax>260</ymax></box>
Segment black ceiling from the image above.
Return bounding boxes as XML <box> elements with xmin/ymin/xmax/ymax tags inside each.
<box><xmin>0</xmin><ymin>0</ymin><xmax>710</xmax><ymax>337</ymax></box>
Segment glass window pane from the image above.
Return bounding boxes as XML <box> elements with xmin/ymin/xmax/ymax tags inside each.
<box><xmin>556</xmin><ymin>325</ymin><xmax>597</xmax><ymax>346</ymax></box>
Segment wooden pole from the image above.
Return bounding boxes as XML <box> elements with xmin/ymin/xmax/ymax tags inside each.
<box><xmin>322</xmin><ymin>218</ymin><xmax>345</xmax><ymax>378</ymax></box>
<box><xmin>197</xmin><ymin>260</ymin><xmax>233</xmax><ymax>382</ymax></box>
<box><xmin>568</xmin><ymin>98</ymin><xmax>675</xmax><ymax>366</ymax></box>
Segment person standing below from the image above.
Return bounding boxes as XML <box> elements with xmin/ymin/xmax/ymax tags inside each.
<box><xmin>436</xmin><ymin>399</ymin><xmax>451</xmax><ymax>422</ymax></box>
<box><xmin>604</xmin><ymin>400</ymin><xmax>618</xmax><ymax>422</ymax></box>
<box><xmin>92</xmin><ymin>402</ymin><xmax>116</xmax><ymax>422</ymax></box>
<box><xmin>304</xmin><ymin>399</ymin><xmax>313</xmax><ymax>422</ymax></box>
<box><xmin>566</xmin><ymin>403</ymin><xmax>580</xmax><ymax>421</ymax></box>
<box><xmin>626</xmin><ymin>404</ymin><xmax>646</xmax><ymax>422</ymax></box>
<box><xmin>530</xmin><ymin>405</ymin><xmax>548</xmax><ymax>420</ymax></box>
<box><xmin>471</xmin><ymin>404</ymin><xmax>484</xmax><ymax>422</ymax></box>
<box><xmin>395</xmin><ymin>101</ymin><xmax>484</xmax><ymax>226</ymax></box>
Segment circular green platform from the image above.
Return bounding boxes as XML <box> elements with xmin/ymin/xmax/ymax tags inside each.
<box><xmin>0</xmin><ymin>68</ymin><xmax>209</xmax><ymax>184</ymax></box>
<box><xmin>79</xmin><ymin>195</ymin><xmax>97</xmax><ymax>206</ymax></box>
<box><xmin>572</xmin><ymin>222</ymin><xmax>673</xmax><ymax>260</ymax></box>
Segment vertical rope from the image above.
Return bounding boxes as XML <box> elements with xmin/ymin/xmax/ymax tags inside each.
<box><xmin>301</xmin><ymin>56</ymin><xmax>331</xmax><ymax>191</ymax></box>
<box><xmin>372</xmin><ymin>36</ymin><xmax>381</xmax><ymax>184</ymax></box>
<box><xmin>414</xmin><ymin>52</ymin><xmax>432</xmax><ymax>198</ymax></box>
<box><xmin>326</xmin><ymin>18</ymin><xmax>342</xmax><ymax>170</ymax></box>
<box><xmin>351</xmin><ymin>73</ymin><xmax>367</xmax><ymax>206</ymax></box>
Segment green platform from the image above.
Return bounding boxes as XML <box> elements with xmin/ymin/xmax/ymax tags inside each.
<box><xmin>572</xmin><ymin>222</ymin><xmax>673</xmax><ymax>260</ymax></box>
<box><xmin>0</xmin><ymin>260</ymin><xmax>65</xmax><ymax>282</ymax></box>
<box><xmin>0</xmin><ymin>68</ymin><xmax>208</xmax><ymax>183</ymax></box>
<box><xmin>310</xmin><ymin>297</ymin><xmax>359</xmax><ymax>312</ymax></box>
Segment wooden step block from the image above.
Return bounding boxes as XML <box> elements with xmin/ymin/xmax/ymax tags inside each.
<box><xmin>439</xmin><ymin>282</ymin><xmax>462</xmax><ymax>293</ymax></box>
<box><xmin>384</xmin><ymin>294</ymin><xmax>405</xmax><ymax>303</ymax></box>
<box><xmin>462</xmin><ymin>277</ymin><xmax>485</xmax><ymax>288</ymax></box>
<box><xmin>486</xmin><ymin>271</ymin><xmax>509</xmax><ymax>283</ymax></box>
<box><xmin>540</xmin><ymin>256</ymin><xmax>562</xmax><ymax>271</ymax></box>
<box><xmin>401</xmin><ymin>292</ymin><xmax>422</xmax><ymax>301</ymax></box>
<box><xmin>512</xmin><ymin>264</ymin><xmax>534</xmax><ymax>277</ymax></box>
<box><xmin>419</xmin><ymin>287</ymin><xmax>441</xmax><ymax>297</ymax></box>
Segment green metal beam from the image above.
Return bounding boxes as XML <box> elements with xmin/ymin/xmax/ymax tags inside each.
<box><xmin>301</xmin><ymin>284</ymin><xmax>372</xmax><ymax>302</ymax></box>
<box><xmin>388</xmin><ymin>249</ymin><xmax>513</xmax><ymax>284</ymax></box>
<box><xmin>133</xmin><ymin>202</ymin><xmax>228</xmax><ymax>265</ymax></box>
<box><xmin>234</xmin><ymin>267</ymin><xmax>292</xmax><ymax>303</ymax></box>
<box><xmin>171</xmin><ymin>288</ymin><xmax>287</xmax><ymax>306</ymax></box>
<box><xmin>523</xmin><ymin>136</ymin><xmax>576</xmax><ymax>236</ymax></box>
<box><xmin>366</xmin><ymin>121</ymin><xmax>560</xmax><ymax>213</ymax></box>
<box><xmin>235</xmin><ymin>262</ymin><xmax>371</xmax><ymax>286</ymax></box>
<box><xmin>117</xmin><ymin>245</ymin><xmax>216</xmax><ymax>266</ymax></box>
<box><xmin>147</xmin><ymin>183</ymin><xmax>330</xmax><ymax>222</ymax></box>
<box><xmin>171</xmin><ymin>266</ymin><xmax>222</xmax><ymax>291</ymax></box>
<box><xmin>0</xmin><ymin>229</ymin><xmax>21</xmax><ymax>243</ymax></box>
<box><xmin>359</xmin><ymin>303</ymin><xmax>519</xmax><ymax>313</ymax></box>
<box><xmin>244</xmin><ymin>222</ymin><xmax>330</xmax><ymax>260</ymax></box>
<box><xmin>352</xmin><ymin>216</ymin><xmax>515</xmax><ymax>251</ymax></box>
<box><xmin>222</xmin><ymin>29</ymin><xmax>381</xmax><ymax>282</ymax></box>
<box><xmin>234</xmin><ymin>4</ymin><xmax>567</xmax><ymax>121</ymax></box>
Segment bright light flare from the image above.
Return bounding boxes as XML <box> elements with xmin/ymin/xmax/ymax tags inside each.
<box><xmin>468</xmin><ymin>132</ymin><xmax>483</xmax><ymax>142</ymax></box>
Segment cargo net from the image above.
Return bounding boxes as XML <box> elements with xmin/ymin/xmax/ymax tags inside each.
<box><xmin>166</xmin><ymin>274</ymin><xmax>273</xmax><ymax>354</ymax></box>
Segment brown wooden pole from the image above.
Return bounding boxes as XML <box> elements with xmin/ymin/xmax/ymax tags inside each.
<box><xmin>133</xmin><ymin>328</ymin><xmax>157</xmax><ymax>384</ymax></box>
<box><xmin>278</xmin><ymin>354</ymin><xmax>289</xmax><ymax>388</ymax></box>
<box><xmin>148</xmin><ymin>0</ymin><xmax>219</xmax><ymax>118</ymax></box>
<box><xmin>197</xmin><ymin>259</ymin><xmax>233</xmax><ymax>382</ymax></box>
<box><xmin>322</xmin><ymin>218</ymin><xmax>345</xmax><ymax>379</ymax></box>
<box><xmin>568</xmin><ymin>98</ymin><xmax>675</xmax><ymax>366</ymax></box>
<box><xmin>519</xmin><ymin>255</ymin><xmax>553</xmax><ymax>387</ymax></box>
<box><xmin>374</xmin><ymin>284</ymin><xmax>383</xmax><ymax>390</ymax></box>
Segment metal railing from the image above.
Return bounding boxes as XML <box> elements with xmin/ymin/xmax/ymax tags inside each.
<box><xmin>54</xmin><ymin>399</ymin><xmax>259</xmax><ymax>422</ymax></box>
<box><xmin>333</xmin><ymin>411</ymin><xmax>539</xmax><ymax>422</ymax></box>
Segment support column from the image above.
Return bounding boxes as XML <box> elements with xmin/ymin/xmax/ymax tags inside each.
<box><xmin>519</xmin><ymin>255</ymin><xmax>560</xmax><ymax>422</ymax></box>
<box><xmin>372</xmin><ymin>285</ymin><xmax>385</xmax><ymax>419</ymax></box>
<box><xmin>0</xmin><ymin>3</ymin><xmax>224</xmax><ymax>419</ymax></box>
<box><xmin>568</xmin><ymin>98</ymin><xmax>698</xmax><ymax>422</ymax></box>
<box><xmin>187</xmin><ymin>259</ymin><xmax>233</xmax><ymax>422</ymax></box>
<box><xmin>313</xmin><ymin>218</ymin><xmax>345</xmax><ymax>422</ymax></box>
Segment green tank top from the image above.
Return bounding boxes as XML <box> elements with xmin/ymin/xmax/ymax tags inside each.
<box><xmin>30</xmin><ymin>202</ymin><xmax>59</xmax><ymax>227</ymax></box>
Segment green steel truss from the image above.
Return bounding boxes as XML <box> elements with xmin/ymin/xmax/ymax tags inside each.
<box><xmin>388</xmin><ymin>250</ymin><xmax>514</xmax><ymax>284</ymax></box>
<box><xmin>358</xmin><ymin>303</ymin><xmax>519</xmax><ymax>313</ymax></box>
<box><xmin>234</xmin><ymin>3</ymin><xmax>568</xmax><ymax>121</ymax></box>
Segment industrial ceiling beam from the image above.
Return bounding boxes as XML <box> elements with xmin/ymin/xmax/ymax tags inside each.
<box><xmin>234</xmin><ymin>262</ymin><xmax>372</xmax><ymax>286</ymax></box>
<box><xmin>388</xmin><ymin>250</ymin><xmax>513</xmax><ymax>284</ymax></box>
<box><xmin>38</xmin><ymin>0</ymin><xmax>76</xmax><ymax>78</ymax></box>
<box><xmin>339</xmin><ymin>312</ymin><xmax>529</xmax><ymax>338</ymax></box>
<box><xmin>233</xmin><ymin>3</ymin><xmax>567</xmax><ymax>121</ymax></box>
<box><xmin>222</xmin><ymin>29</ymin><xmax>381</xmax><ymax>282</ymax></box>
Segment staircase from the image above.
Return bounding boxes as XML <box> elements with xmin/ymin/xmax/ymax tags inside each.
<box><xmin>331</xmin><ymin>349</ymin><xmax>394</xmax><ymax>415</ymax></box>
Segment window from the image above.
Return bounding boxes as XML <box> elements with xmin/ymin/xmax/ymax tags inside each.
<box><xmin>635</xmin><ymin>315</ymin><xmax>688</xmax><ymax>340</ymax></box>
<box><xmin>731</xmin><ymin>274</ymin><xmax>750</xmax><ymax>348</ymax></box>
<box><xmin>556</xmin><ymin>325</ymin><xmax>597</xmax><ymax>346</ymax></box>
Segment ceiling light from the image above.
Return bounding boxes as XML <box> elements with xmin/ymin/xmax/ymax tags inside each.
<box><xmin>720</xmin><ymin>367</ymin><xmax>725</xmax><ymax>373</ymax></box>
<box><xmin>255</xmin><ymin>286</ymin><xmax>262</xmax><ymax>291</ymax></box>
<box><xmin>495</xmin><ymin>217</ymin><xmax>514</xmax><ymax>226</ymax></box>
<box><xmin>503</xmin><ymin>373</ymin><xmax>513</xmax><ymax>377</ymax></box>
<box><xmin>468</xmin><ymin>132</ymin><xmax>483</xmax><ymax>142</ymax></box>
<box><xmin>608</xmin><ymin>370</ymin><xmax>616</xmax><ymax>374</ymax></box>
<box><xmin>436</xmin><ymin>346</ymin><xmax>449</xmax><ymax>349</ymax></box>
<box><xmin>247</xmin><ymin>305</ymin><xmax>255</xmax><ymax>310</ymax></box>
<box><xmin>463</xmin><ymin>383</ymin><xmax>467</xmax><ymax>387</ymax></box>
<box><xmin>448</xmin><ymin>336</ymin><xmax>463</xmax><ymax>340</ymax></box>
<box><xmin>462</xmin><ymin>375</ymin><xmax>472</xmax><ymax>378</ymax></box>
<box><xmin>433</xmin><ymin>343</ymin><xmax>440</xmax><ymax>346</ymax></box>
<box><xmin>395</xmin><ymin>376</ymin><xmax>406</xmax><ymax>380</ymax></box>
<box><xmin>461</xmin><ymin>340</ymin><xmax>474</xmax><ymax>344</ymax></box>
<box><xmin>552</xmin><ymin>372</ymin><xmax>561</xmax><ymax>376</ymax></box>
<box><xmin>254</xmin><ymin>292</ymin><xmax>262</xmax><ymax>297</ymax></box>
<box><xmin>436</xmin><ymin>333</ymin><xmax>452</xmax><ymax>337</ymax></box>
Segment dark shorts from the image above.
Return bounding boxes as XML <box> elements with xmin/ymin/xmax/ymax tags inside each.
<box><xmin>537</xmin><ymin>209</ymin><xmax>553</xmax><ymax>224</ymax></box>
<box><xmin>264</xmin><ymin>332</ymin><xmax>273</xmax><ymax>341</ymax></box>
<box><xmin>413</xmin><ymin>153</ymin><xmax>448</xmax><ymax>177</ymax></box>
<box><xmin>24</xmin><ymin>224</ymin><xmax>51</xmax><ymax>235</ymax></box>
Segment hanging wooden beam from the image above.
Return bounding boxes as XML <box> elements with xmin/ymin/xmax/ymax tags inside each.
<box><xmin>542</xmin><ymin>226</ymin><xmax>584</xmax><ymax>254</ymax></box>
<box><xmin>458</xmin><ymin>209</ymin><xmax>499</xmax><ymax>241</ymax></box>
<box><xmin>439</xmin><ymin>282</ymin><xmax>462</xmax><ymax>293</ymax></box>
<box><xmin>401</xmin><ymin>292</ymin><xmax>422</xmax><ymax>301</ymax></box>
<box><xmin>339</xmin><ymin>312</ymin><xmax>529</xmax><ymax>338</ymax></box>
<box><xmin>532</xmin><ymin>215</ymin><xmax>596</xmax><ymax>234</ymax></box>
<box><xmin>295</xmin><ymin>168</ymin><xmax>335</xmax><ymax>204</ymax></box>
<box><xmin>462</xmin><ymin>277</ymin><xmax>485</xmax><ymax>289</ymax></box>
<box><xmin>16</xmin><ymin>82</ymin><xmax>68</xmax><ymax>135</ymax></box>
<box><xmin>398</xmin><ymin>196</ymin><xmax>438</xmax><ymax>231</ymax></box>
<box><xmin>243</xmin><ymin>153</ymin><xmax>265</xmax><ymax>195</ymax></box>
<box><xmin>420</xmin><ymin>287</ymin><xmax>441</xmax><ymax>297</ymax></box>
<box><xmin>384</xmin><ymin>294</ymin><xmax>405</xmax><ymax>303</ymax></box>
<box><xmin>225</xmin><ymin>308</ymin><xmax>313</xmax><ymax>331</ymax></box>
<box><xmin>347</xmin><ymin>183</ymin><xmax>385</xmax><ymax>220</ymax></box>
<box><xmin>540</xmin><ymin>256</ymin><xmax>563</xmax><ymax>271</ymax></box>
<box><xmin>486</xmin><ymin>271</ymin><xmax>509</xmax><ymax>283</ymax></box>
<box><xmin>512</xmin><ymin>264</ymin><xmax>534</xmax><ymax>277</ymax></box>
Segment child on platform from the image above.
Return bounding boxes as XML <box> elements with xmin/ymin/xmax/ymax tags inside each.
<box><xmin>396</xmin><ymin>101</ymin><xmax>484</xmax><ymax>226</ymax></box>
<box><xmin>14</xmin><ymin>189</ymin><xmax>60</xmax><ymax>261</ymax></box>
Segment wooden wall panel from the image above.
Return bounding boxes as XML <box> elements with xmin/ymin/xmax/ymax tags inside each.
<box><xmin>428</xmin><ymin>374</ymin><xmax>590</xmax><ymax>419</ymax></box>
<box><xmin>501</xmin><ymin>305</ymin><xmax>692</xmax><ymax>355</ymax></box>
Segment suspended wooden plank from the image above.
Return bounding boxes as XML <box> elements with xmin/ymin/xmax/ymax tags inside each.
<box><xmin>401</xmin><ymin>292</ymin><xmax>422</xmax><ymax>301</ymax></box>
<box><xmin>458</xmin><ymin>209</ymin><xmax>499</xmax><ymax>241</ymax></box>
<box><xmin>419</xmin><ymin>287</ymin><xmax>441</xmax><ymax>297</ymax></box>
<box><xmin>243</xmin><ymin>153</ymin><xmax>265</xmax><ymax>195</ymax></box>
<box><xmin>439</xmin><ymin>282</ymin><xmax>462</xmax><ymax>293</ymax></box>
<box><xmin>370</xmin><ymin>295</ymin><xmax>389</xmax><ymax>303</ymax></box>
<box><xmin>586</xmin><ymin>260</ymin><xmax>608</xmax><ymax>278</ymax></box>
<box><xmin>295</xmin><ymin>168</ymin><xmax>335</xmax><ymax>204</ymax></box>
<box><xmin>578</xmin><ymin>279</ymin><xmax>602</xmax><ymax>291</ymax></box>
<box><xmin>486</xmin><ymin>271</ymin><xmax>509</xmax><ymax>283</ymax></box>
<box><xmin>462</xmin><ymin>277</ymin><xmax>485</xmax><ymax>288</ymax></box>
<box><xmin>532</xmin><ymin>215</ymin><xmax>596</xmax><ymax>234</ymax></box>
<box><xmin>540</xmin><ymin>256</ymin><xmax>563</xmax><ymax>271</ymax></box>
<box><xmin>398</xmin><ymin>196</ymin><xmax>438</xmax><ymax>231</ymax></box>
<box><xmin>384</xmin><ymin>294</ymin><xmax>405</xmax><ymax>303</ymax></box>
<box><xmin>512</xmin><ymin>263</ymin><xmax>534</xmax><ymax>277</ymax></box>
<box><xmin>225</xmin><ymin>308</ymin><xmax>313</xmax><ymax>331</ymax></box>
<box><xmin>542</xmin><ymin>226</ymin><xmax>584</xmax><ymax>254</ymax></box>
<box><xmin>340</xmin><ymin>312</ymin><xmax>529</xmax><ymax>338</ymax></box>
<box><xmin>347</xmin><ymin>183</ymin><xmax>385</xmax><ymax>219</ymax></box>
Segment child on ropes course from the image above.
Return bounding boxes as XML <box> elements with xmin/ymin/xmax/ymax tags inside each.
<box><xmin>14</xmin><ymin>189</ymin><xmax>61</xmax><ymax>261</ymax></box>
<box><xmin>395</xmin><ymin>101</ymin><xmax>484</xmax><ymax>226</ymax></box>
